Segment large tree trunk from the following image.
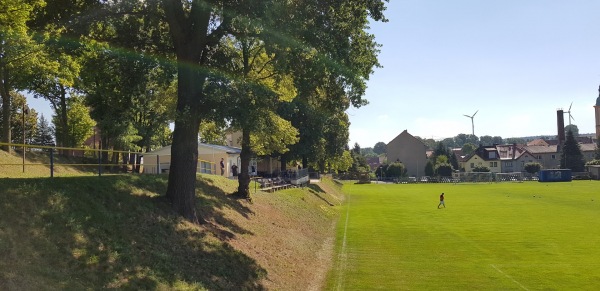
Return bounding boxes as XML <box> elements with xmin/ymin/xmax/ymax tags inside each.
<box><xmin>236</xmin><ymin>128</ymin><xmax>252</xmax><ymax>199</ymax></box>
<box><xmin>162</xmin><ymin>0</ymin><xmax>213</xmax><ymax>223</ymax></box>
<box><xmin>58</xmin><ymin>85</ymin><xmax>68</xmax><ymax>155</ymax></box>
<box><xmin>165</xmin><ymin>61</ymin><xmax>203</xmax><ymax>223</ymax></box>
<box><xmin>1</xmin><ymin>70</ymin><xmax>12</xmax><ymax>153</ymax></box>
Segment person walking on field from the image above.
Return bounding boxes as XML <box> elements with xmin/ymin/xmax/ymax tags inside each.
<box><xmin>438</xmin><ymin>192</ymin><xmax>445</xmax><ymax>209</ymax></box>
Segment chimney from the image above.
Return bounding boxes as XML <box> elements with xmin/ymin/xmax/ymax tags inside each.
<box><xmin>557</xmin><ymin>109</ymin><xmax>565</xmax><ymax>149</ymax></box>
<box><xmin>512</xmin><ymin>143</ymin><xmax>516</xmax><ymax>159</ymax></box>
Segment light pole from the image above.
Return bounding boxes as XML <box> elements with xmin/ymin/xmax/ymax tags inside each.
<box><xmin>22</xmin><ymin>104</ymin><xmax>29</xmax><ymax>173</ymax></box>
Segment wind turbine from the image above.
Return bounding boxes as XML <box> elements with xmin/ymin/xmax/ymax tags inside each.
<box><xmin>564</xmin><ymin>102</ymin><xmax>575</xmax><ymax>126</ymax></box>
<box><xmin>463</xmin><ymin>110</ymin><xmax>478</xmax><ymax>136</ymax></box>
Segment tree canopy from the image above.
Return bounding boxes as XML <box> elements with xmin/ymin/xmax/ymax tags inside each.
<box><xmin>8</xmin><ymin>0</ymin><xmax>389</xmax><ymax>222</ymax></box>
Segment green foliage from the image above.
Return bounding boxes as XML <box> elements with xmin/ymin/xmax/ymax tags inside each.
<box><xmin>250</xmin><ymin>112</ymin><xmax>299</xmax><ymax>156</ymax></box>
<box><xmin>472</xmin><ymin>165</ymin><xmax>490</xmax><ymax>172</ymax></box>
<box><xmin>434</xmin><ymin>142</ymin><xmax>448</xmax><ymax>158</ymax></box>
<box><xmin>424</xmin><ymin>160</ymin><xmax>434</xmax><ymax>176</ymax></box>
<box><xmin>435</xmin><ymin>155</ymin><xmax>448</xmax><ymax>165</ymax></box>
<box><xmin>6</xmin><ymin>92</ymin><xmax>38</xmax><ymax>144</ymax></box>
<box><xmin>360</xmin><ymin>147</ymin><xmax>376</xmax><ymax>157</ymax></box>
<box><xmin>453</xmin><ymin>134</ymin><xmax>479</xmax><ymax>147</ymax></box>
<box><xmin>33</xmin><ymin>114</ymin><xmax>54</xmax><ymax>146</ymax></box>
<box><xmin>386</xmin><ymin>162</ymin><xmax>406</xmax><ymax>178</ymax></box>
<box><xmin>560</xmin><ymin>130</ymin><xmax>585</xmax><ymax>172</ymax></box>
<box><xmin>416</xmin><ymin>136</ymin><xmax>436</xmax><ymax>150</ymax></box>
<box><xmin>435</xmin><ymin>163</ymin><xmax>453</xmax><ymax>177</ymax></box>
<box><xmin>524</xmin><ymin>162</ymin><xmax>542</xmax><ymax>174</ymax></box>
<box><xmin>349</xmin><ymin>148</ymin><xmax>369</xmax><ymax>173</ymax></box>
<box><xmin>565</xmin><ymin>124</ymin><xmax>579</xmax><ymax>136</ymax></box>
<box><xmin>53</xmin><ymin>96</ymin><xmax>94</xmax><ymax>147</ymax></box>
<box><xmin>505</xmin><ymin>137</ymin><xmax>526</xmax><ymax>144</ymax></box>
<box><xmin>0</xmin><ymin>0</ymin><xmax>46</xmax><ymax>150</ymax></box>
<box><xmin>441</xmin><ymin>137</ymin><xmax>456</xmax><ymax>148</ymax></box>
<box><xmin>199</xmin><ymin>121</ymin><xmax>227</xmax><ymax>145</ymax></box>
<box><xmin>461</xmin><ymin>143</ymin><xmax>476</xmax><ymax>156</ymax></box>
<box><xmin>327</xmin><ymin>150</ymin><xmax>353</xmax><ymax>173</ymax></box>
<box><xmin>449</xmin><ymin>151</ymin><xmax>459</xmax><ymax>170</ymax></box>
<box><xmin>373</xmin><ymin>142</ymin><xmax>386</xmax><ymax>155</ymax></box>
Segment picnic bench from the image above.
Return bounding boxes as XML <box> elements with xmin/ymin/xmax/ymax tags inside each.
<box><xmin>256</xmin><ymin>177</ymin><xmax>293</xmax><ymax>192</ymax></box>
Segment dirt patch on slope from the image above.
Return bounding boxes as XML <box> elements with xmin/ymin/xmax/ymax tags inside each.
<box><xmin>199</xmin><ymin>178</ymin><xmax>343</xmax><ymax>290</ymax></box>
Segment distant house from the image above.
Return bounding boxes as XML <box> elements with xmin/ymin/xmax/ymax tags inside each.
<box><xmin>496</xmin><ymin>144</ymin><xmax>537</xmax><ymax>172</ymax></box>
<box><xmin>464</xmin><ymin>145</ymin><xmax>501</xmax><ymax>173</ymax></box>
<box><xmin>452</xmin><ymin>148</ymin><xmax>468</xmax><ymax>171</ymax></box>
<box><xmin>524</xmin><ymin>138</ymin><xmax>598</xmax><ymax>169</ymax></box>
<box><xmin>523</xmin><ymin>144</ymin><xmax>560</xmax><ymax>169</ymax></box>
<box><xmin>143</xmin><ymin>143</ymin><xmax>242</xmax><ymax>176</ymax></box>
<box><xmin>386</xmin><ymin>130</ymin><xmax>428</xmax><ymax>177</ymax></box>
<box><xmin>366</xmin><ymin>156</ymin><xmax>385</xmax><ymax>171</ymax></box>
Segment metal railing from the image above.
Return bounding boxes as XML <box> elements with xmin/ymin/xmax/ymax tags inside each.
<box><xmin>0</xmin><ymin>142</ymin><xmax>215</xmax><ymax>177</ymax></box>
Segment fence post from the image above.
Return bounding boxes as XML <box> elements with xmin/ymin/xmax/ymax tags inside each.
<box><xmin>98</xmin><ymin>149</ymin><xmax>102</xmax><ymax>177</ymax></box>
<box><xmin>157</xmin><ymin>155</ymin><xmax>160</xmax><ymax>174</ymax></box>
<box><xmin>50</xmin><ymin>148</ymin><xmax>54</xmax><ymax>178</ymax></box>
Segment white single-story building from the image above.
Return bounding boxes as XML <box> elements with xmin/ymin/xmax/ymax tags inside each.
<box><xmin>142</xmin><ymin>143</ymin><xmax>244</xmax><ymax>177</ymax></box>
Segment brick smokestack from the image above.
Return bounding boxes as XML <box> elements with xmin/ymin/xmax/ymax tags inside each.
<box><xmin>557</xmin><ymin>109</ymin><xmax>565</xmax><ymax>148</ymax></box>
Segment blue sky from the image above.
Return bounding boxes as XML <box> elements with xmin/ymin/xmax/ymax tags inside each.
<box><xmin>348</xmin><ymin>0</ymin><xmax>600</xmax><ymax>148</ymax></box>
<box><xmin>28</xmin><ymin>1</ymin><xmax>600</xmax><ymax>148</ymax></box>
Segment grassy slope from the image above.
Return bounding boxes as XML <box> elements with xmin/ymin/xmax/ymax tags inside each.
<box><xmin>0</xmin><ymin>150</ymin><xmax>99</xmax><ymax>178</ymax></box>
<box><xmin>327</xmin><ymin>181</ymin><xmax>600</xmax><ymax>290</ymax></box>
<box><xmin>0</xmin><ymin>161</ymin><xmax>342</xmax><ymax>290</ymax></box>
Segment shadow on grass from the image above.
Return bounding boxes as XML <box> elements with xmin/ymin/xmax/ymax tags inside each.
<box><xmin>195</xmin><ymin>176</ymin><xmax>255</xmax><ymax>238</ymax></box>
<box><xmin>308</xmin><ymin>184</ymin><xmax>334</xmax><ymax>206</ymax></box>
<box><xmin>0</xmin><ymin>176</ymin><xmax>266</xmax><ymax>290</ymax></box>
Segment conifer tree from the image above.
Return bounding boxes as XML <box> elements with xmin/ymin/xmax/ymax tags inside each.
<box><xmin>33</xmin><ymin>114</ymin><xmax>54</xmax><ymax>146</ymax></box>
<box><xmin>560</xmin><ymin>130</ymin><xmax>585</xmax><ymax>172</ymax></box>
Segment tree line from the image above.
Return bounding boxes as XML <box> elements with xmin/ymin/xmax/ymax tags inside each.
<box><xmin>1</xmin><ymin>0</ymin><xmax>388</xmax><ymax>222</ymax></box>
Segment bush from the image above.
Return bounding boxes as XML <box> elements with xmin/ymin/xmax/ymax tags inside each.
<box><xmin>524</xmin><ymin>162</ymin><xmax>542</xmax><ymax>174</ymax></box>
<box><xmin>386</xmin><ymin>162</ymin><xmax>406</xmax><ymax>178</ymax></box>
<box><xmin>435</xmin><ymin>163</ymin><xmax>453</xmax><ymax>177</ymax></box>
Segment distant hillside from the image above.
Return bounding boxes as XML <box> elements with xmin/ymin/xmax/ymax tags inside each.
<box><xmin>0</xmin><ymin>171</ymin><xmax>343</xmax><ymax>290</ymax></box>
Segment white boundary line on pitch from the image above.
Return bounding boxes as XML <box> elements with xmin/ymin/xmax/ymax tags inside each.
<box><xmin>491</xmin><ymin>264</ymin><xmax>529</xmax><ymax>291</ymax></box>
<box><xmin>336</xmin><ymin>199</ymin><xmax>351</xmax><ymax>291</ymax></box>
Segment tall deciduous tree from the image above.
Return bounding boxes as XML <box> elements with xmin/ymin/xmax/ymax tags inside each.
<box><xmin>53</xmin><ymin>96</ymin><xmax>94</xmax><ymax>147</ymax></box>
<box><xmin>208</xmin><ymin>36</ymin><xmax>298</xmax><ymax>198</ymax></box>
<box><xmin>6</xmin><ymin>91</ymin><xmax>37</xmax><ymax>145</ymax></box>
<box><xmin>373</xmin><ymin>142</ymin><xmax>387</xmax><ymax>155</ymax></box>
<box><xmin>158</xmin><ymin>0</ymin><xmax>387</xmax><ymax>221</ymax></box>
<box><xmin>0</xmin><ymin>0</ymin><xmax>44</xmax><ymax>152</ymax></box>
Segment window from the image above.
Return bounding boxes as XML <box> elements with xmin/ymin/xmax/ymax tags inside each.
<box><xmin>537</xmin><ymin>155</ymin><xmax>542</xmax><ymax>159</ymax></box>
<box><xmin>505</xmin><ymin>162</ymin><xmax>512</xmax><ymax>167</ymax></box>
<box><xmin>551</xmin><ymin>154</ymin><xmax>556</xmax><ymax>159</ymax></box>
<box><xmin>489</xmin><ymin>152</ymin><xmax>496</xmax><ymax>159</ymax></box>
<box><xmin>470</xmin><ymin>163</ymin><xmax>474</xmax><ymax>168</ymax></box>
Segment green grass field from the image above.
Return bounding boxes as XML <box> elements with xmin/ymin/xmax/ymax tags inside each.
<box><xmin>326</xmin><ymin>181</ymin><xmax>600</xmax><ymax>290</ymax></box>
